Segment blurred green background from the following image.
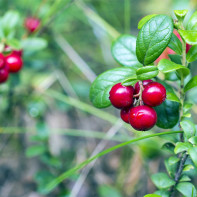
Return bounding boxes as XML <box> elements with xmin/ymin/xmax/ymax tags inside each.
<box><xmin>0</xmin><ymin>0</ymin><xmax>196</xmax><ymax>197</ymax></box>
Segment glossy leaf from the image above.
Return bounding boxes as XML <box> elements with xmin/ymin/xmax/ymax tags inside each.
<box><xmin>154</xmin><ymin>191</ymin><xmax>169</xmax><ymax>197</ymax></box>
<box><xmin>168</xmin><ymin>33</ymin><xmax>182</xmax><ymax>55</ymax></box>
<box><xmin>98</xmin><ymin>185</ymin><xmax>122</xmax><ymax>197</ymax></box>
<box><xmin>183</xmin><ymin>164</ymin><xmax>194</xmax><ymax>172</ymax></box>
<box><xmin>21</xmin><ymin>38</ymin><xmax>48</xmax><ymax>51</ymax></box>
<box><xmin>111</xmin><ymin>35</ymin><xmax>142</xmax><ymax>69</ymax></box>
<box><xmin>184</xmin><ymin>76</ymin><xmax>197</xmax><ymax>92</ymax></box>
<box><xmin>136</xmin><ymin>66</ymin><xmax>159</xmax><ymax>80</ymax></box>
<box><xmin>151</xmin><ymin>173</ymin><xmax>175</xmax><ymax>189</ymax></box>
<box><xmin>183</xmin><ymin>102</ymin><xmax>193</xmax><ymax>114</ymax></box>
<box><xmin>121</xmin><ymin>76</ymin><xmax>138</xmax><ymax>86</ymax></box>
<box><xmin>187</xmin><ymin>11</ymin><xmax>197</xmax><ymax>30</ymax></box>
<box><xmin>178</xmin><ymin>30</ymin><xmax>197</xmax><ymax>45</ymax></box>
<box><xmin>138</xmin><ymin>14</ymin><xmax>157</xmax><ymax>29</ymax></box>
<box><xmin>169</xmin><ymin>54</ymin><xmax>182</xmax><ymax>64</ymax></box>
<box><xmin>174</xmin><ymin>9</ymin><xmax>188</xmax><ymax>21</ymax></box>
<box><xmin>6</xmin><ymin>38</ymin><xmax>21</xmax><ymax>50</ymax></box>
<box><xmin>176</xmin><ymin>182</ymin><xmax>197</xmax><ymax>197</ymax></box>
<box><xmin>161</xmin><ymin>142</ymin><xmax>175</xmax><ymax>154</ymax></box>
<box><xmin>186</xmin><ymin>45</ymin><xmax>197</xmax><ymax>62</ymax></box>
<box><xmin>168</xmin><ymin>156</ymin><xmax>180</xmax><ymax>165</ymax></box>
<box><xmin>164</xmin><ymin>158</ymin><xmax>178</xmax><ymax>178</ymax></box>
<box><xmin>174</xmin><ymin>142</ymin><xmax>192</xmax><ymax>154</ymax></box>
<box><xmin>2</xmin><ymin>10</ymin><xmax>20</xmax><ymax>29</ymax></box>
<box><xmin>136</xmin><ymin>15</ymin><xmax>173</xmax><ymax>65</ymax></box>
<box><xmin>189</xmin><ymin>136</ymin><xmax>197</xmax><ymax>145</ymax></box>
<box><xmin>188</xmin><ymin>147</ymin><xmax>197</xmax><ymax>167</ymax></box>
<box><xmin>179</xmin><ymin>175</ymin><xmax>191</xmax><ymax>182</ymax></box>
<box><xmin>180</xmin><ymin>119</ymin><xmax>196</xmax><ymax>139</ymax></box>
<box><xmin>90</xmin><ymin>67</ymin><xmax>136</xmax><ymax>108</ymax></box>
<box><xmin>154</xmin><ymin>99</ymin><xmax>179</xmax><ymax>129</ymax></box>
<box><xmin>158</xmin><ymin>59</ymin><xmax>190</xmax><ymax>77</ymax></box>
<box><xmin>144</xmin><ymin>194</ymin><xmax>161</xmax><ymax>197</ymax></box>
<box><xmin>26</xmin><ymin>145</ymin><xmax>47</xmax><ymax>158</ymax></box>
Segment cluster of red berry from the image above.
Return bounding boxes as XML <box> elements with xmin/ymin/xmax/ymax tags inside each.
<box><xmin>0</xmin><ymin>49</ymin><xmax>23</xmax><ymax>83</ymax></box>
<box><xmin>109</xmin><ymin>80</ymin><xmax>166</xmax><ymax>131</ymax></box>
<box><xmin>0</xmin><ymin>17</ymin><xmax>41</xmax><ymax>84</ymax></box>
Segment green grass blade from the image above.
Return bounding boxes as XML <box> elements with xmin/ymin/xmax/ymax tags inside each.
<box><xmin>42</xmin><ymin>130</ymin><xmax>182</xmax><ymax>194</ymax></box>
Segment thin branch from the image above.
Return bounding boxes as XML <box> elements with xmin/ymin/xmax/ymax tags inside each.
<box><xmin>55</xmin><ymin>34</ymin><xmax>97</xmax><ymax>82</ymax></box>
<box><xmin>69</xmin><ymin>120</ymin><xmax>123</xmax><ymax>197</ymax></box>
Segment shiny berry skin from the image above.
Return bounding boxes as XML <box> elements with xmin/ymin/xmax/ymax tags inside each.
<box><xmin>24</xmin><ymin>17</ymin><xmax>40</xmax><ymax>33</ymax></box>
<box><xmin>109</xmin><ymin>83</ymin><xmax>134</xmax><ymax>109</ymax></box>
<box><xmin>120</xmin><ymin>107</ymin><xmax>131</xmax><ymax>124</ymax></box>
<box><xmin>0</xmin><ymin>53</ymin><xmax>5</xmax><ymax>69</ymax></box>
<box><xmin>0</xmin><ymin>66</ymin><xmax>9</xmax><ymax>83</ymax></box>
<box><xmin>142</xmin><ymin>82</ymin><xmax>166</xmax><ymax>107</ymax></box>
<box><xmin>12</xmin><ymin>50</ymin><xmax>23</xmax><ymax>57</ymax></box>
<box><xmin>134</xmin><ymin>80</ymin><xmax>153</xmax><ymax>95</ymax></box>
<box><xmin>129</xmin><ymin>105</ymin><xmax>157</xmax><ymax>131</ymax></box>
<box><xmin>5</xmin><ymin>54</ymin><xmax>23</xmax><ymax>73</ymax></box>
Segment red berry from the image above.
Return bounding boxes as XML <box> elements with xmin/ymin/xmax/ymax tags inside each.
<box><xmin>129</xmin><ymin>105</ymin><xmax>157</xmax><ymax>131</ymax></box>
<box><xmin>24</xmin><ymin>17</ymin><xmax>40</xmax><ymax>33</ymax></box>
<box><xmin>186</xmin><ymin>43</ymin><xmax>192</xmax><ymax>53</ymax></box>
<box><xmin>12</xmin><ymin>50</ymin><xmax>23</xmax><ymax>57</ymax></box>
<box><xmin>134</xmin><ymin>80</ymin><xmax>153</xmax><ymax>95</ymax></box>
<box><xmin>109</xmin><ymin>83</ymin><xmax>134</xmax><ymax>109</ymax></box>
<box><xmin>120</xmin><ymin>107</ymin><xmax>131</xmax><ymax>124</ymax></box>
<box><xmin>142</xmin><ymin>82</ymin><xmax>166</xmax><ymax>107</ymax></box>
<box><xmin>5</xmin><ymin>54</ymin><xmax>23</xmax><ymax>73</ymax></box>
<box><xmin>0</xmin><ymin>66</ymin><xmax>9</xmax><ymax>83</ymax></box>
<box><xmin>0</xmin><ymin>53</ymin><xmax>5</xmax><ymax>69</ymax></box>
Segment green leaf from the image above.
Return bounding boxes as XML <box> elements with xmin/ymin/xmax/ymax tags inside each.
<box><xmin>183</xmin><ymin>164</ymin><xmax>194</xmax><ymax>172</ymax></box>
<box><xmin>21</xmin><ymin>38</ymin><xmax>48</xmax><ymax>51</ymax></box>
<box><xmin>2</xmin><ymin>10</ymin><xmax>20</xmax><ymax>29</ymax></box>
<box><xmin>90</xmin><ymin>67</ymin><xmax>136</xmax><ymax>108</ymax></box>
<box><xmin>154</xmin><ymin>99</ymin><xmax>179</xmax><ymax>129</ymax></box>
<box><xmin>186</xmin><ymin>45</ymin><xmax>197</xmax><ymax>63</ymax></box>
<box><xmin>151</xmin><ymin>173</ymin><xmax>175</xmax><ymax>189</ymax></box>
<box><xmin>164</xmin><ymin>158</ymin><xmax>178</xmax><ymax>178</ymax></box>
<box><xmin>136</xmin><ymin>15</ymin><xmax>173</xmax><ymax>65</ymax></box>
<box><xmin>168</xmin><ymin>33</ymin><xmax>182</xmax><ymax>55</ymax></box>
<box><xmin>188</xmin><ymin>147</ymin><xmax>197</xmax><ymax>167</ymax></box>
<box><xmin>138</xmin><ymin>14</ymin><xmax>157</xmax><ymax>29</ymax></box>
<box><xmin>178</xmin><ymin>30</ymin><xmax>197</xmax><ymax>45</ymax></box>
<box><xmin>161</xmin><ymin>142</ymin><xmax>175</xmax><ymax>154</ymax></box>
<box><xmin>179</xmin><ymin>175</ymin><xmax>191</xmax><ymax>182</ymax></box>
<box><xmin>121</xmin><ymin>76</ymin><xmax>138</xmax><ymax>86</ymax></box>
<box><xmin>111</xmin><ymin>35</ymin><xmax>142</xmax><ymax>69</ymax></box>
<box><xmin>98</xmin><ymin>185</ymin><xmax>122</xmax><ymax>197</ymax></box>
<box><xmin>187</xmin><ymin>11</ymin><xmax>197</xmax><ymax>30</ymax></box>
<box><xmin>184</xmin><ymin>76</ymin><xmax>197</xmax><ymax>92</ymax></box>
<box><xmin>174</xmin><ymin>142</ymin><xmax>192</xmax><ymax>154</ymax></box>
<box><xmin>174</xmin><ymin>9</ymin><xmax>188</xmax><ymax>21</ymax></box>
<box><xmin>176</xmin><ymin>182</ymin><xmax>197</xmax><ymax>197</ymax></box>
<box><xmin>158</xmin><ymin>59</ymin><xmax>190</xmax><ymax>77</ymax></box>
<box><xmin>25</xmin><ymin>145</ymin><xmax>47</xmax><ymax>158</ymax></box>
<box><xmin>189</xmin><ymin>136</ymin><xmax>197</xmax><ymax>145</ymax></box>
<box><xmin>168</xmin><ymin>156</ymin><xmax>180</xmax><ymax>165</ymax></box>
<box><xmin>183</xmin><ymin>102</ymin><xmax>193</xmax><ymax>114</ymax></box>
<box><xmin>180</xmin><ymin>120</ymin><xmax>196</xmax><ymax>139</ymax></box>
<box><xmin>6</xmin><ymin>38</ymin><xmax>21</xmax><ymax>50</ymax></box>
<box><xmin>144</xmin><ymin>194</ymin><xmax>161</xmax><ymax>197</ymax></box>
<box><xmin>154</xmin><ymin>190</ymin><xmax>169</xmax><ymax>197</ymax></box>
<box><xmin>136</xmin><ymin>66</ymin><xmax>158</xmax><ymax>80</ymax></box>
<box><xmin>169</xmin><ymin>54</ymin><xmax>182</xmax><ymax>64</ymax></box>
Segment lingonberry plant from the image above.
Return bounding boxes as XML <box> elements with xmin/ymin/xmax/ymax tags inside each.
<box><xmin>42</xmin><ymin>9</ymin><xmax>197</xmax><ymax>197</ymax></box>
<box><xmin>88</xmin><ymin>9</ymin><xmax>197</xmax><ymax>196</ymax></box>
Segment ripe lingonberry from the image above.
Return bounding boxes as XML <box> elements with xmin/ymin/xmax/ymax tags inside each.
<box><xmin>24</xmin><ymin>17</ymin><xmax>40</xmax><ymax>33</ymax></box>
<box><xmin>134</xmin><ymin>80</ymin><xmax>153</xmax><ymax>95</ymax></box>
<box><xmin>129</xmin><ymin>105</ymin><xmax>157</xmax><ymax>131</ymax></box>
<box><xmin>120</xmin><ymin>107</ymin><xmax>131</xmax><ymax>124</ymax></box>
<box><xmin>142</xmin><ymin>82</ymin><xmax>166</xmax><ymax>107</ymax></box>
<box><xmin>5</xmin><ymin>54</ymin><xmax>23</xmax><ymax>73</ymax></box>
<box><xmin>12</xmin><ymin>50</ymin><xmax>23</xmax><ymax>57</ymax></box>
<box><xmin>0</xmin><ymin>53</ymin><xmax>5</xmax><ymax>69</ymax></box>
<box><xmin>109</xmin><ymin>83</ymin><xmax>134</xmax><ymax>109</ymax></box>
<box><xmin>0</xmin><ymin>66</ymin><xmax>9</xmax><ymax>83</ymax></box>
